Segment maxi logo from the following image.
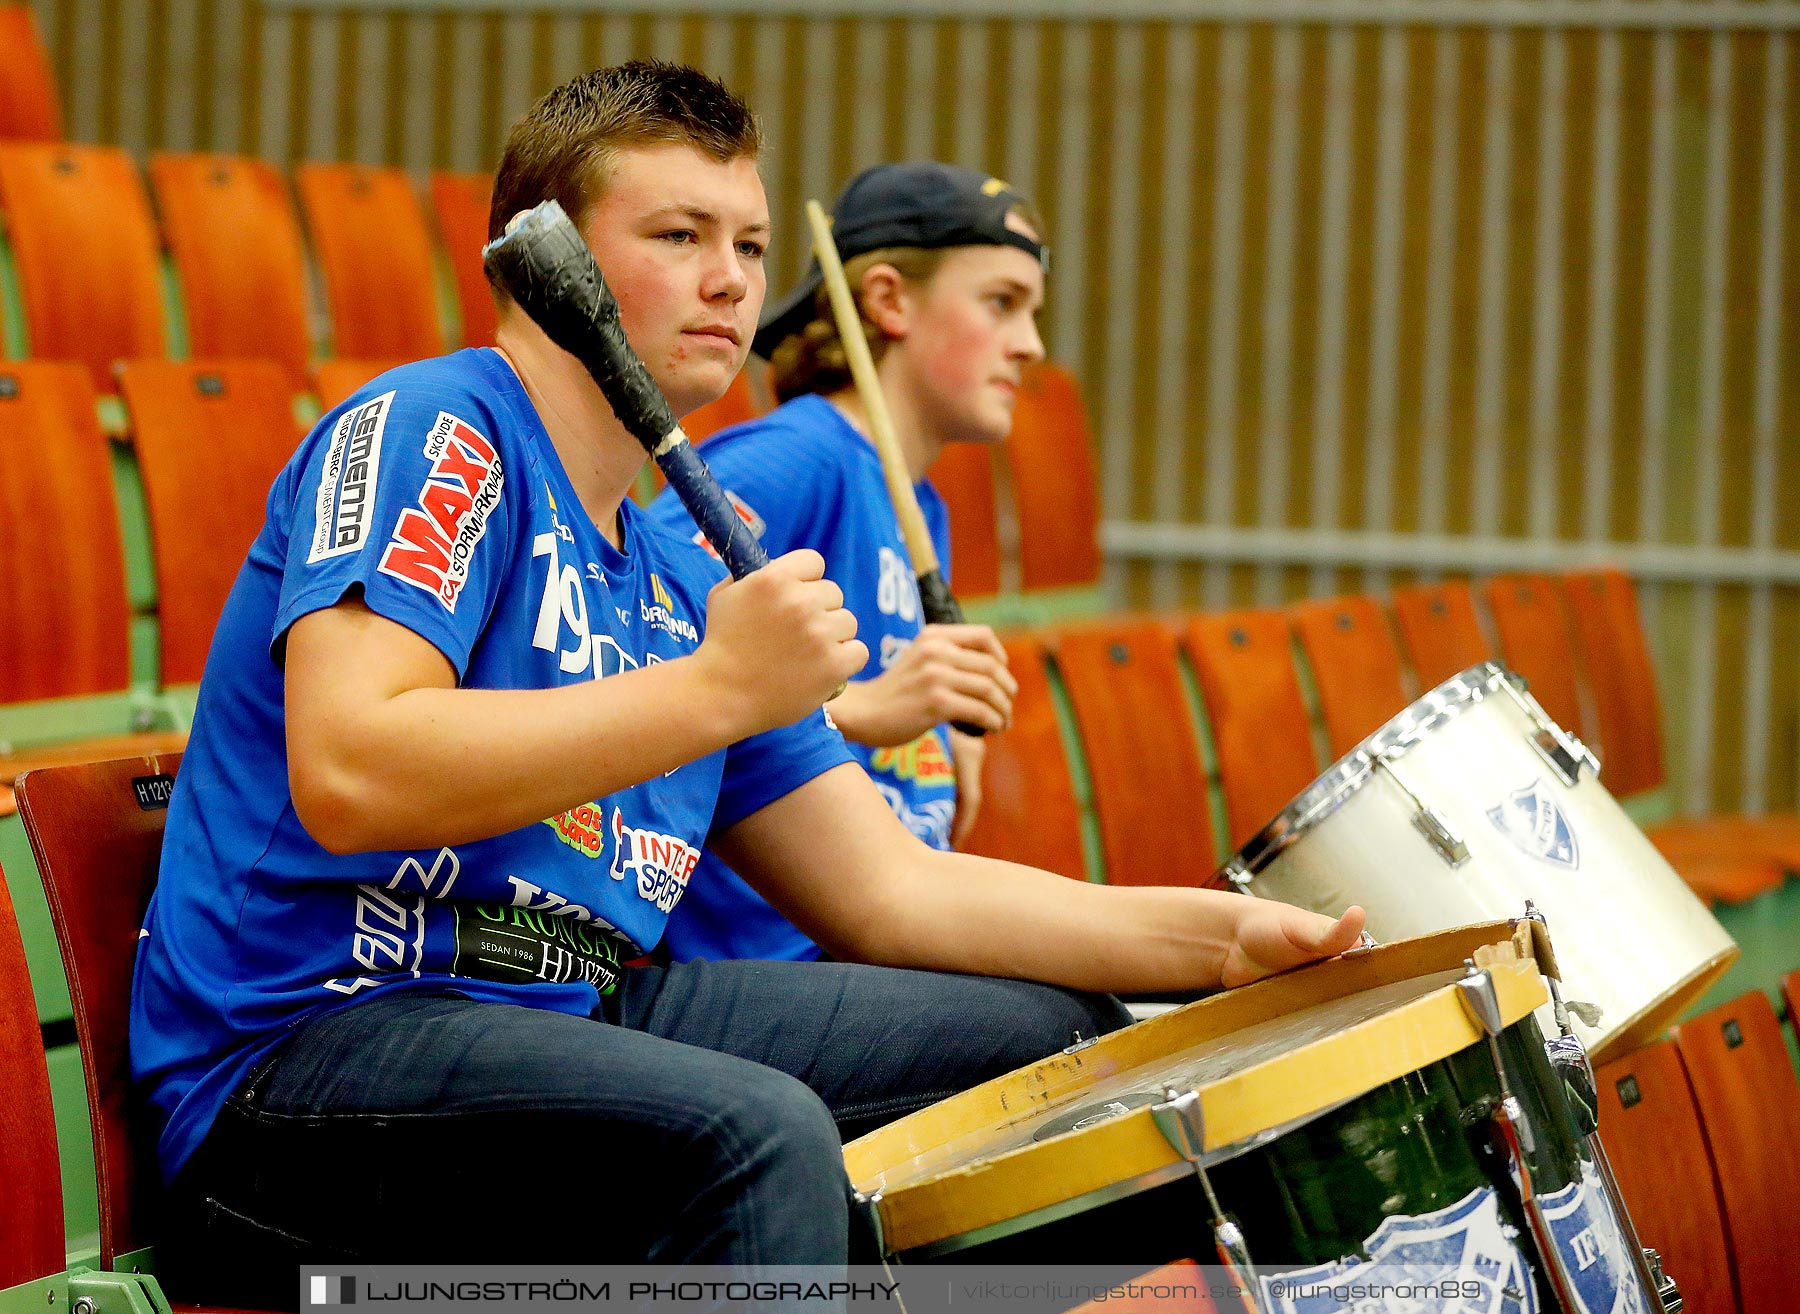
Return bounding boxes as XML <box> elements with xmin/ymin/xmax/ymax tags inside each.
<box><xmin>308</xmin><ymin>390</ymin><xmax>392</xmax><ymax>563</ymax></box>
<box><xmin>608</xmin><ymin>808</ymin><xmax>700</xmax><ymax>913</ymax></box>
<box><xmin>322</xmin><ymin>848</ymin><xmax>462</xmax><ymax>996</ymax></box>
<box><xmin>377</xmin><ymin>411</ymin><xmax>503</xmax><ymax>612</ymax></box>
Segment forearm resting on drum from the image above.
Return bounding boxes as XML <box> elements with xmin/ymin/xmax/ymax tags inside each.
<box><xmin>716</xmin><ymin>768</ymin><xmax>1365</xmax><ymax>993</ymax></box>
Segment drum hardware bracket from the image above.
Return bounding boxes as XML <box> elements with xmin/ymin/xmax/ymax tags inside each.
<box><xmin>1151</xmin><ymin>1088</ymin><xmax>1266</xmax><ymax>1313</ymax></box>
<box><xmin>1518</xmin><ymin>903</ymin><xmax>1603</xmax><ymax>1036</ymax></box>
<box><xmin>1645</xmin><ymin>1248</ymin><xmax>1683</xmax><ymax>1314</ymax></box>
<box><xmin>1496</xmin><ymin>673</ymin><xmax>1601</xmax><ymax>787</ymax></box>
<box><xmin>1374</xmin><ymin>752</ymin><xmax>1469</xmax><ymax>867</ymax></box>
<box><xmin>1063</xmin><ymin>1030</ymin><xmax>1100</xmax><ymax>1055</ymax></box>
<box><xmin>851</xmin><ymin>1189</ymin><xmax>888</xmax><ymax>1261</ymax></box>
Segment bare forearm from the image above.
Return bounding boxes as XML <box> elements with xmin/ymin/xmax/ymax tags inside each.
<box><xmin>848</xmin><ymin>850</ymin><xmax>1247</xmax><ymax>993</ymax></box>
<box><xmin>293</xmin><ymin>657</ymin><xmax>754</xmax><ymax>852</ymax></box>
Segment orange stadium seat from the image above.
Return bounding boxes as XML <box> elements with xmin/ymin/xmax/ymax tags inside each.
<box><xmin>0</xmin><ymin>859</ymin><xmax>64</xmax><ymax>1289</ymax></box>
<box><xmin>1289</xmin><ymin>594</ymin><xmax>1411</xmax><ymax>760</ymax></box>
<box><xmin>1389</xmin><ymin>580</ymin><xmax>1492</xmax><ymax>690</ymax></box>
<box><xmin>1003</xmin><ymin>362</ymin><xmax>1101</xmax><ymax>590</ymax></box>
<box><xmin>312</xmin><ymin>356</ymin><xmax>409</xmax><ymax>412</ymax></box>
<box><xmin>429</xmin><ymin>169</ymin><xmax>498</xmax><ymax>349</ymax></box>
<box><xmin>683</xmin><ymin>364</ymin><xmax>762</xmax><ymax>442</ymax></box>
<box><xmin>1480</xmin><ymin>573</ymin><xmax>1585</xmax><ymax>735</ymax></box>
<box><xmin>1182</xmin><ymin>609</ymin><xmax>1320</xmax><ymax>853</ymax></box>
<box><xmin>0</xmin><ymin>143</ymin><xmax>165</xmax><ymax>388</ymax></box>
<box><xmin>118</xmin><ymin>361</ymin><xmax>303</xmax><ymax>686</ymax></box>
<box><xmin>0</xmin><ymin>3</ymin><xmax>62</xmax><ymax>141</ymax></box>
<box><xmin>1595</xmin><ymin>1039</ymin><xmax>1736</xmax><ymax>1314</ymax></box>
<box><xmin>1672</xmin><ymin>992</ymin><xmax>1800</xmax><ymax>1314</ymax></box>
<box><xmin>1561</xmin><ymin>567</ymin><xmax>1792</xmax><ymax>903</ymax></box>
<box><xmin>294</xmin><ymin>162</ymin><xmax>443</xmax><ymax>361</ymax></box>
<box><xmin>929</xmin><ymin>440</ymin><xmax>1002</xmax><ymax>598</ymax></box>
<box><xmin>149</xmin><ymin>152</ymin><xmax>313</xmax><ymax>383</ymax></box>
<box><xmin>16</xmin><ymin>752</ymin><xmax>183</xmax><ymax>1274</ymax></box>
<box><xmin>1052</xmin><ymin>619</ymin><xmax>1214</xmax><ymax>885</ymax></box>
<box><xmin>958</xmin><ymin>632</ymin><xmax>1086</xmax><ymax>880</ymax></box>
<box><xmin>0</xmin><ymin>362</ymin><xmax>185</xmax><ymax>784</ymax></box>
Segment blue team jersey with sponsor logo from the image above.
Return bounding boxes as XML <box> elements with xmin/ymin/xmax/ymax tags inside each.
<box><xmin>646</xmin><ymin>394</ymin><xmax>957</xmax><ymax>963</ymax></box>
<box><xmin>130</xmin><ymin>350</ymin><xmax>851</xmax><ymax>1181</ymax></box>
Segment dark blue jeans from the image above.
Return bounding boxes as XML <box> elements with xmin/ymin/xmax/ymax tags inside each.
<box><xmin>160</xmin><ymin>959</ymin><xmax>1130</xmax><ymax>1307</ymax></box>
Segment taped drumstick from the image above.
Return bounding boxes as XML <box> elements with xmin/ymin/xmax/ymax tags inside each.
<box><xmin>804</xmin><ymin>198</ymin><xmax>986</xmax><ymax>739</ymax></box>
<box><xmin>484</xmin><ymin>201</ymin><xmax>846</xmax><ymax>694</ymax></box>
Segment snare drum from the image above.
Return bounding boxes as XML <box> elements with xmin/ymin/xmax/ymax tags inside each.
<box><xmin>1219</xmin><ymin>662</ymin><xmax>1736</xmax><ymax>1064</ymax></box>
<box><xmin>846</xmin><ymin>923</ymin><xmax>1660</xmax><ymax>1313</ymax></box>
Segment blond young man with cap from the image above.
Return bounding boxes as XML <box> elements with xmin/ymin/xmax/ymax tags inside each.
<box><xmin>650</xmin><ymin>161</ymin><xmax>1047</xmax><ymax>963</ymax></box>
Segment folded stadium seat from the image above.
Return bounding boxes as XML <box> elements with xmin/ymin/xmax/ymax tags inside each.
<box><xmin>427</xmin><ymin>169</ymin><xmax>498</xmax><ymax>350</ymax></box>
<box><xmin>956</xmin><ymin>631</ymin><xmax>1088</xmax><ymax>880</ymax></box>
<box><xmin>1479</xmin><ymin>573</ymin><xmax>1587</xmax><ymax>736</ymax></box>
<box><xmin>0</xmin><ymin>362</ymin><xmax>186</xmax><ymax>787</ymax></box>
<box><xmin>926</xmin><ymin>439</ymin><xmax>1002</xmax><ymax>600</ymax></box>
<box><xmin>1288</xmin><ymin>593</ymin><xmax>1414</xmax><ymax>760</ymax></box>
<box><xmin>1594</xmin><ymin>1039</ymin><xmax>1737</xmax><ymax>1314</ymax></box>
<box><xmin>294</xmin><ymin>162</ymin><xmax>445</xmax><ymax>361</ymax></box>
<box><xmin>117</xmin><ymin>361</ymin><xmax>303</xmax><ymax>692</ymax></box>
<box><xmin>0</xmin><ymin>857</ymin><xmax>65</xmax><ymax>1290</ymax></box>
<box><xmin>1562</xmin><ymin>567</ymin><xmax>1800</xmax><ymax>885</ymax></box>
<box><xmin>14</xmin><ymin>753</ymin><xmax>265</xmax><ymax>1312</ymax></box>
<box><xmin>1001</xmin><ymin>362</ymin><xmax>1102</xmax><ymax>598</ymax></box>
<box><xmin>1051</xmin><ymin>618</ymin><xmax>1216</xmax><ymax>886</ymax></box>
<box><xmin>1388</xmin><ymin>579</ymin><xmax>1493</xmax><ymax>690</ymax></box>
<box><xmin>0</xmin><ymin>143</ymin><xmax>166</xmax><ymax>389</ymax></box>
<box><xmin>311</xmin><ymin>356</ymin><xmax>410</xmax><ymax>412</ymax></box>
<box><xmin>0</xmin><ymin>3</ymin><xmax>62</xmax><ymax>141</ymax></box>
<box><xmin>148</xmin><ymin>153</ymin><xmax>314</xmax><ymax>385</ymax></box>
<box><xmin>1671</xmin><ymin>992</ymin><xmax>1800</xmax><ymax>1314</ymax></box>
<box><xmin>1181</xmin><ymin>609</ymin><xmax>1322</xmax><ymax>854</ymax></box>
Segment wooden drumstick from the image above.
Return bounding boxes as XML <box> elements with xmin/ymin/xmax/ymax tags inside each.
<box><xmin>803</xmin><ymin>198</ymin><xmax>985</xmax><ymax>737</ymax></box>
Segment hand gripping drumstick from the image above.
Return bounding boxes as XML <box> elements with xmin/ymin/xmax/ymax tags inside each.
<box><xmin>484</xmin><ymin>201</ymin><xmax>846</xmax><ymax>695</ymax></box>
<box><xmin>803</xmin><ymin>199</ymin><xmax>986</xmax><ymax>738</ymax></box>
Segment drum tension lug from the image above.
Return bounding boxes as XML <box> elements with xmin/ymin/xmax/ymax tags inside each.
<box><xmin>851</xmin><ymin>1189</ymin><xmax>887</xmax><ymax>1259</ymax></box>
<box><xmin>1151</xmin><ymin>1089</ymin><xmax>1265</xmax><ymax>1311</ymax></box>
<box><xmin>1373</xmin><ymin>753</ymin><xmax>1469</xmax><ymax>867</ymax></box>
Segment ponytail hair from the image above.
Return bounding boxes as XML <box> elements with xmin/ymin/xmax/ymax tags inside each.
<box><xmin>768</xmin><ymin>246</ymin><xmax>947</xmax><ymax>402</ymax></box>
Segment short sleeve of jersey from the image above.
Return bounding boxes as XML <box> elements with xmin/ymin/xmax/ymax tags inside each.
<box><xmin>272</xmin><ymin>368</ymin><xmax>513</xmax><ymax>678</ymax></box>
<box><xmin>711</xmin><ymin>706</ymin><xmax>854</xmax><ymax>837</ymax></box>
<box><xmin>647</xmin><ymin>401</ymin><xmax>847</xmax><ymax>559</ymax></box>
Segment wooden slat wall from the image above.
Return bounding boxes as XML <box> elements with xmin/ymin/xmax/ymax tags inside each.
<box><xmin>24</xmin><ymin>0</ymin><xmax>1800</xmax><ymax>816</ymax></box>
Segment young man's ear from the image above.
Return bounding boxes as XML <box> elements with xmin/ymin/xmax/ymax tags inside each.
<box><xmin>857</xmin><ymin>264</ymin><xmax>911</xmax><ymax>340</ymax></box>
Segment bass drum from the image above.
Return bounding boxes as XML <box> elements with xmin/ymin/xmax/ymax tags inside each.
<box><xmin>847</xmin><ymin>922</ymin><xmax>1662</xmax><ymax>1313</ymax></box>
<box><xmin>1219</xmin><ymin>662</ymin><xmax>1736</xmax><ymax>1065</ymax></box>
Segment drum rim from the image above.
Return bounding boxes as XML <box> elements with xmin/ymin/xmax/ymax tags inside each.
<box><xmin>849</xmin><ymin>931</ymin><xmax>1548</xmax><ymax>1256</ymax></box>
<box><xmin>1217</xmin><ymin>660</ymin><xmax>1517</xmax><ymax>887</ymax></box>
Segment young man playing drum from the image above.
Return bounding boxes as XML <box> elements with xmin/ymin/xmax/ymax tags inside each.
<box><xmin>131</xmin><ymin>60</ymin><xmax>1363</xmax><ymax>1303</ymax></box>
<box><xmin>648</xmin><ymin>160</ymin><xmax>1040</xmax><ymax>963</ymax></box>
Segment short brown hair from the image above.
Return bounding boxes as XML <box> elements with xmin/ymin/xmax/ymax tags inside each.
<box><xmin>488</xmin><ymin>60</ymin><xmax>761</xmax><ymax>290</ymax></box>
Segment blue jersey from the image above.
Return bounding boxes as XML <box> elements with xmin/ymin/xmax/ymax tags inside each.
<box><xmin>131</xmin><ymin>350</ymin><xmax>851</xmax><ymax>1181</ymax></box>
<box><xmin>647</xmin><ymin>394</ymin><xmax>957</xmax><ymax>962</ymax></box>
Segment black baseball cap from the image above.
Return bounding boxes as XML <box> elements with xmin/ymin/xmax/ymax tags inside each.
<box><xmin>752</xmin><ymin>161</ymin><xmax>1048</xmax><ymax>361</ymax></box>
